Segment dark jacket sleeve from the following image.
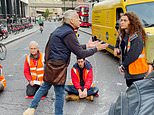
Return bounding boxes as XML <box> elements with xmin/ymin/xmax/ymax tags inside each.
<box><xmin>115</xmin><ymin>37</ymin><xmax>120</xmax><ymax>48</ymax></box>
<box><xmin>81</xmin><ymin>44</ymin><xmax>86</xmax><ymax>49</ymax></box>
<box><xmin>63</xmin><ymin>33</ymin><xmax>97</xmax><ymax>58</ymax></box>
<box><xmin>122</xmin><ymin>37</ymin><xmax>143</xmax><ymax>67</ymax></box>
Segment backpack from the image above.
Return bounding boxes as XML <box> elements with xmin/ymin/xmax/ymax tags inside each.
<box><xmin>109</xmin><ymin>72</ymin><xmax>154</xmax><ymax>115</ymax></box>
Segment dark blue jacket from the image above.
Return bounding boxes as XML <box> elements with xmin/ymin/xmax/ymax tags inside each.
<box><xmin>47</xmin><ymin>23</ymin><xmax>75</xmax><ymax>62</ymax></box>
<box><xmin>45</xmin><ymin>23</ymin><xmax>97</xmax><ymax>64</ymax></box>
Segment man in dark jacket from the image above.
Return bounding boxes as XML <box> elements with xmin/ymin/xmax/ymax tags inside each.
<box><xmin>65</xmin><ymin>57</ymin><xmax>99</xmax><ymax>101</ymax></box>
<box><xmin>23</xmin><ymin>10</ymin><xmax>108</xmax><ymax>115</ymax></box>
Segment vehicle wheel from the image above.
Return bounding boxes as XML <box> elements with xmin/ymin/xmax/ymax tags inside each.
<box><xmin>2</xmin><ymin>32</ymin><xmax>9</xmax><ymax>39</ymax></box>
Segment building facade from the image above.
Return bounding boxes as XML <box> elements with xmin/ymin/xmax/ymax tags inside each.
<box><xmin>28</xmin><ymin>0</ymin><xmax>89</xmax><ymax>17</ymax></box>
<box><xmin>0</xmin><ymin>0</ymin><xmax>28</xmax><ymax>19</ymax></box>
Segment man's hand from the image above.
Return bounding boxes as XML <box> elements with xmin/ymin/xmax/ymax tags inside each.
<box><xmin>86</xmin><ymin>38</ymin><xmax>99</xmax><ymax>48</ymax></box>
<box><xmin>29</xmin><ymin>81</ymin><xmax>34</xmax><ymax>86</ymax></box>
<box><xmin>78</xmin><ymin>89</ymin><xmax>84</xmax><ymax>98</ymax></box>
<box><xmin>82</xmin><ymin>88</ymin><xmax>88</xmax><ymax>98</ymax></box>
<box><xmin>118</xmin><ymin>65</ymin><xmax>125</xmax><ymax>75</ymax></box>
<box><xmin>95</xmin><ymin>42</ymin><xmax>109</xmax><ymax>51</ymax></box>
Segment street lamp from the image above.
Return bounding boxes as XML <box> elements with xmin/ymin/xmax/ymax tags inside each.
<box><xmin>4</xmin><ymin>0</ymin><xmax>7</xmax><ymax>18</ymax></box>
<box><xmin>72</xmin><ymin>0</ymin><xmax>73</xmax><ymax>9</ymax></box>
<box><xmin>62</xmin><ymin>0</ymin><xmax>66</xmax><ymax>11</ymax></box>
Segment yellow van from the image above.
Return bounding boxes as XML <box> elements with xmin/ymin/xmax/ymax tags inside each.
<box><xmin>92</xmin><ymin>0</ymin><xmax>154</xmax><ymax>63</ymax></box>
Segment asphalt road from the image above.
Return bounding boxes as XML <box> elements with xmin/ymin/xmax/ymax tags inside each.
<box><xmin>0</xmin><ymin>21</ymin><xmax>127</xmax><ymax>115</ymax></box>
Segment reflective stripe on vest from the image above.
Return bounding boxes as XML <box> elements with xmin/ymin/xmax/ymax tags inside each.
<box><xmin>26</xmin><ymin>52</ymin><xmax>44</xmax><ymax>81</ymax></box>
<box><xmin>73</xmin><ymin>68</ymin><xmax>89</xmax><ymax>82</ymax></box>
<box><xmin>0</xmin><ymin>76</ymin><xmax>6</xmax><ymax>88</ymax></box>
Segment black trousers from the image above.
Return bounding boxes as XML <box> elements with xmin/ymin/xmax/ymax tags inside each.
<box><xmin>26</xmin><ymin>84</ymin><xmax>48</xmax><ymax>96</ymax></box>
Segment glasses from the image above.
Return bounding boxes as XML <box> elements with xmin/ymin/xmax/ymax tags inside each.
<box><xmin>120</xmin><ymin>19</ymin><xmax>129</xmax><ymax>22</ymax></box>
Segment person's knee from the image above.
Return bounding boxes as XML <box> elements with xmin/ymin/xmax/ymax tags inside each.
<box><xmin>26</xmin><ymin>85</ymin><xmax>38</xmax><ymax>96</ymax></box>
<box><xmin>64</xmin><ymin>85</ymin><xmax>70</xmax><ymax>91</ymax></box>
<box><xmin>0</xmin><ymin>83</ymin><xmax>4</xmax><ymax>92</ymax></box>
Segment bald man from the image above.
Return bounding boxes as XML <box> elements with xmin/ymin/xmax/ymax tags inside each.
<box><xmin>24</xmin><ymin>41</ymin><xmax>47</xmax><ymax>97</ymax></box>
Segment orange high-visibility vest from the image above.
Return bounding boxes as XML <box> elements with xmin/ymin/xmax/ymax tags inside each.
<box><xmin>128</xmin><ymin>49</ymin><xmax>148</xmax><ymax>75</ymax></box>
<box><xmin>26</xmin><ymin>53</ymin><xmax>44</xmax><ymax>81</ymax></box>
<box><xmin>73</xmin><ymin>68</ymin><xmax>89</xmax><ymax>82</ymax></box>
<box><xmin>0</xmin><ymin>76</ymin><xmax>6</xmax><ymax>88</ymax></box>
<box><xmin>127</xmin><ymin>35</ymin><xmax>148</xmax><ymax>75</ymax></box>
<box><xmin>0</xmin><ymin>65</ymin><xmax>6</xmax><ymax>88</ymax></box>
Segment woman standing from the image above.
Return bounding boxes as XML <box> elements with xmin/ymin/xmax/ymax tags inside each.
<box><xmin>114</xmin><ymin>12</ymin><xmax>148</xmax><ymax>87</ymax></box>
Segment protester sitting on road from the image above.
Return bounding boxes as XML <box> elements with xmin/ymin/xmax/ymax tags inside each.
<box><xmin>23</xmin><ymin>10</ymin><xmax>108</xmax><ymax>115</ymax></box>
<box><xmin>65</xmin><ymin>57</ymin><xmax>99</xmax><ymax>101</ymax></box>
<box><xmin>0</xmin><ymin>64</ymin><xmax>6</xmax><ymax>92</ymax></box>
<box><xmin>24</xmin><ymin>41</ymin><xmax>47</xmax><ymax>97</ymax></box>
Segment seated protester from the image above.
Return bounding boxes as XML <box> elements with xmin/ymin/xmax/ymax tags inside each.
<box><xmin>0</xmin><ymin>65</ymin><xmax>6</xmax><ymax>92</ymax></box>
<box><xmin>65</xmin><ymin>57</ymin><xmax>99</xmax><ymax>101</ymax></box>
<box><xmin>24</xmin><ymin>41</ymin><xmax>47</xmax><ymax>97</ymax></box>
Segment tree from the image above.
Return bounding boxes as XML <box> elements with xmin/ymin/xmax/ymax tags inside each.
<box><xmin>43</xmin><ymin>9</ymin><xmax>50</xmax><ymax>20</ymax></box>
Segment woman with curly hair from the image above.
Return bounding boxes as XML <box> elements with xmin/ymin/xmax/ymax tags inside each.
<box><xmin>114</xmin><ymin>12</ymin><xmax>148</xmax><ymax>87</ymax></box>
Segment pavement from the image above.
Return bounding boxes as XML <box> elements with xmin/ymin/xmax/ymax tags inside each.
<box><xmin>1</xmin><ymin>23</ymin><xmax>39</xmax><ymax>45</ymax></box>
<box><xmin>0</xmin><ymin>23</ymin><xmax>92</xmax><ymax>45</ymax></box>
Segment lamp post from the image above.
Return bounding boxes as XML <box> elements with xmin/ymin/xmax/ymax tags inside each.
<box><xmin>4</xmin><ymin>0</ymin><xmax>7</xmax><ymax>18</ymax></box>
<box><xmin>64</xmin><ymin>0</ymin><xmax>66</xmax><ymax>11</ymax></box>
<box><xmin>62</xmin><ymin>0</ymin><xmax>66</xmax><ymax>11</ymax></box>
<box><xmin>72</xmin><ymin>0</ymin><xmax>73</xmax><ymax>9</ymax></box>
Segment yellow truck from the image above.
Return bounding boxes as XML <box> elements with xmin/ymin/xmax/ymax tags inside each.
<box><xmin>92</xmin><ymin>0</ymin><xmax>154</xmax><ymax>64</ymax></box>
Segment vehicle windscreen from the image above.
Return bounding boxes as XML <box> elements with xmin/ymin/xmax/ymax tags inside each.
<box><xmin>126</xmin><ymin>2</ymin><xmax>154</xmax><ymax>27</ymax></box>
<box><xmin>80</xmin><ymin>16</ymin><xmax>89</xmax><ymax>22</ymax></box>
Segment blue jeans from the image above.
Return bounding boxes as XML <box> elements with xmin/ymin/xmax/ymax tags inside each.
<box><xmin>65</xmin><ymin>85</ymin><xmax>99</xmax><ymax>96</ymax></box>
<box><xmin>30</xmin><ymin>82</ymin><xmax>65</xmax><ymax>115</ymax></box>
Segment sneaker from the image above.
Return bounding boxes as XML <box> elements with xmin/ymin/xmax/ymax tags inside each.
<box><xmin>23</xmin><ymin>108</ymin><xmax>35</xmax><ymax>115</ymax></box>
<box><xmin>86</xmin><ymin>95</ymin><xmax>94</xmax><ymax>101</ymax></box>
<box><xmin>65</xmin><ymin>94</ymin><xmax>79</xmax><ymax>101</ymax></box>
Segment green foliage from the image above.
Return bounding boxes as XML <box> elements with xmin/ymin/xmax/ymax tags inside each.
<box><xmin>43</xmin><ymin>9</ymin><xmax>50</xmax><ymax>20</ymax></box>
